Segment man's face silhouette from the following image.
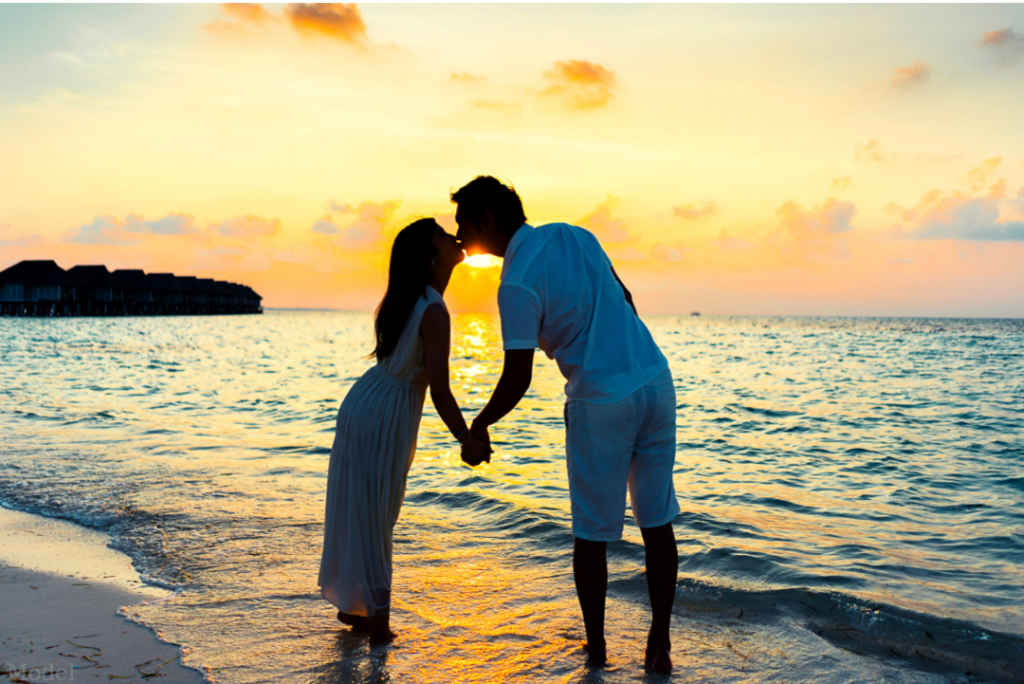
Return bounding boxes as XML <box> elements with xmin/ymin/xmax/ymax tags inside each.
<box><xmin>455</xmin><ymin>206</ymin><xmax>490</xmax><ymax>255</ymax></box>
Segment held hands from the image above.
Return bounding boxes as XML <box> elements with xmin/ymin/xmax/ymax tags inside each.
<box><xmin>459</xmin><ymin>419</ymin><xmax>493</xmax><ymax>467</ymax></box>
<box><xmin>460</xmin><ymin>432</ymin><xmax>491</xmax><ymax>466</ymax></box>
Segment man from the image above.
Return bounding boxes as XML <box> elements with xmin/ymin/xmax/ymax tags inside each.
<box><xmin>452</xmin><ymin>175</ymin><xmax>679</xmax><ymax>673</ymax></box>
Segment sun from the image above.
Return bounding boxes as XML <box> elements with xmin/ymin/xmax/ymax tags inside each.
<box><xmin>463</xmin><ymin>254</ymin><xmax>503</xmax><ymax>269</ymax></box>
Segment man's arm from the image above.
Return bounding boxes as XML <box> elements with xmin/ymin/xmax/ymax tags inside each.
<box><xmin>471</xmin><ymin>348</ymin><xmax>535</xmax><ymax>438</ymax></box>
<box><xmin>610</xmin><ymin>265</ymin><xmax>637</xmax><ymax>316</ymax></box>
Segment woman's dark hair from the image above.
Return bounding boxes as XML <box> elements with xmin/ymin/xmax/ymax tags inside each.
<box><xmin>450</xmin><ymin>175</ymin><xmax>527</xmax><ymax>235</ymax></box>
<box><xmin>371</xmin><ymin>218</ymin><xmax>439</xmax><ymax>359</ymax></box>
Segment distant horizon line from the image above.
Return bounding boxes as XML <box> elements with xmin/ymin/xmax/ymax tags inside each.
<box><xmin>263</xmin><ymin>307</ymin><xmax>1024</xmax><ymax>321</ymax></box>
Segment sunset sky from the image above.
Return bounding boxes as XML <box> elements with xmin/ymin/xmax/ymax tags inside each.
<box><xmin>2</xmin><ymin>3</ymin><xmax>1023</xmax><ymax>316</ymax></box>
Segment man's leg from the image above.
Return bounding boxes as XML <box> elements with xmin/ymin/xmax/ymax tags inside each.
<box><xmin>640</xmin><ymin>522</ymin><xmax>676</xmax><ymax>672</ymax></box>
<box><xmin>573</xmin><ymin>537</ymin><xmax>608</xmax><ymax>665</ymax></box>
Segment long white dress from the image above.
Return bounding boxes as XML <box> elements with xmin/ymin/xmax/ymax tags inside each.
<box><xmin>319</xmin><ymin>286</ymin><xmax>445</xmax><ymax>617</ymax></box>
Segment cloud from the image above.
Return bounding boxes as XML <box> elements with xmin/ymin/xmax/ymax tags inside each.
<box><xmin>0</xmin><ymin>223</ymin><xmax>42</xmax><ymax>248</ymax></box>
<box><xmin>855</xmin><ymin>139</ymin><xmax>889</xmax><ymax>163</ymax></box>
<box><xmin>711</xmin><ymin>230</ymin><xmax>756</xmax><ymax>251</ymax></box>
<box><xmin>223</xmin><ymin>3</ymin><xmax>272</xmax><ymax>23</ymax></box>
<box><xmin>64</xmin><ymin>213</ymin><xmax>198</xmax><ymax>245</ymax></box>
<box><xmin>129</xmin><ymin>213</ymin><xmax>198</xmax><ymax>235</ymax></box>
<box><xmin>652</xmin><ymin>242</ymin><xmax>689</xmax><ymax>262</ymax></box>
<box><xmin>451</xmin><ymin>72</ymin><xmax>485</xmax><ymax>84</ymax></box>
<box><xmin>207</xmin><ymin>3</ymin><xmax>368</xmax><ymax>45</ymax></box>
<box><xmin>963</xmin><ymin>156</ymin><xmax>1001</xmax><ymax>191</ymax></box>
<box><xmin>830</xmin><ymin>177</ymin><xmax>852</xmax><ymax>192</ymax></box>
<box><xmin>285</xmin><ymin>3</ymin><xmax>366</xmax><ymax>44</ymax></box>
<box><xmin>892</xmin><ymin>180</ymin><xmax>1024</xmax><ymax>241</ymax></box>
<box><xmin>0</xmin><ymin>235</ymin><xmax>42</xmax><ymax>248</ymax></box>
<box><xmin>217</xmin><ymin>215</ymin><xmax>280</xmax><ymax>238</ymax></box>
<box><xmin>333</xmin><ymin>200</ymin><xmax>400</xmax><ymax>250</ymax></box>
<box><xmin>204</xmin><ymin>3</ymin><xmax>275</xmax><ymax>35</ymax></box>
<box><xmin>541</xmin><ymin>59</ymin><xmax>616</xmax><ymax>111</ymax></box>
<box><xmin>312</xmin><ymin>216</ymin><xmax>341</xmax><ymax>235</ymax></box>
<box><xmin>768</xmin><ymin>198</ymin><xmax>857</xmax><ymax>263</ymax></box>
<box><xmin>577</xmin><ymin>196</ymin><xmax>630</xmax><ymax>243</ymax></box>
<box><xmin>979</xmin><ymin>28</ymin><xmax>1024</xmax><ymax>62</ymax></box>
<box><xmin>673</xmin><ymin>202</ymin><xmax>716</xmax><ymax>220</ymax></box>
<box><xmin>890</xmin><ymin>60</ymin><xmax>933</xmax><ymax>89</ymax></box>
<box><xmin>777</xmin><ymin>198</ymin><xmax>856</xmax><ymax>236</ymax></box>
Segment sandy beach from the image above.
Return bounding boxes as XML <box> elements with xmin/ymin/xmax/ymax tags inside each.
<box><xmin>0</xmin><ymin>506</ymin><xmax>206</xmax><ymax>684</ymax></box>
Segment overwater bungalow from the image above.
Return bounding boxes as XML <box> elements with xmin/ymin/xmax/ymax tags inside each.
<box><xmin>0</xmin><ymin>260</ymin><xmax>67</xmax><ymax>316</ymax></box>
<box><xmin>0</xmin><ymin>260</ymin><xmax>262</xmax><ymax>317</ymax></box>
<box><xmin>67</xmin><ymin>265</ymin><xmax>115</xmax><ymax>316</ymax></box>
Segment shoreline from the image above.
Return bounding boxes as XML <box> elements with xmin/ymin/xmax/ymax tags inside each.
<box><xmin>0</xmin><ymin>505</ymin><xmax>207</xmax><ymax>683</ymax></box>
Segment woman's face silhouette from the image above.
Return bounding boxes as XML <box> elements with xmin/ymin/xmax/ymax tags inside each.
<box><xmin>432</xmin><ymin>226</ymin><xmax>465</xmax><ymax>269</ymax></box>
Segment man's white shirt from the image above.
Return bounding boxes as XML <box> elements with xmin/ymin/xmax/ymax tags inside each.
<box><xmin>498</xmin><ymin>223</ymin><xmax>668</xmax><ymax>405</ymax></box>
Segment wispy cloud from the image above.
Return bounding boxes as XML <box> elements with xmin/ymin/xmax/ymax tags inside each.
<box><xmin>963</xmin><ymin>156</ymin><xmax>1001</xmax><ymax>192</ymax></box>
<box><xmin>890</xmin><ymin>60</ymin><xmax>933</xmax><ymax>89</ymax></box>
<box><xmin>311</xmin><ymin>216</ymin><xmax>341</xmax><ymax>235</ymax></box>
<box><xmin>285</xmin><ymin>3</ymin><xmax>366</xmax><ymax>45</ymax></box>
<box><xmin>64</xmin><ymin>213</ymin><xmax>198</xmax><ymax>245</ymax></box>
<box><xmin>673</xmin><ymin>202</ymin><xmax>716</xmax><ymax>220</ymax></box>
<box><xmin>711</xmin><ymin>230</ymin><xmax>755</xmax><ymax>251</ymax></box>
<box><xmin>830</xmin><ymin>177</ymin><xmax>852</xmax><ymax>192</ymax></box>
<box><xmin>855</xmin><ymin>139</ymin><xmax>889</xmax><ymax>163</ymax></box>
<box><xmin>777</xmin><ymin>198</ymin><xmax>856</xmax><ymax>236</ymax></box>
<box><xmin>979</xmin><ymin>28</ymin><xmax>1024</xmax><ymax>63</ymax></box>
<box><xmin>0</xmin><ymin>223</ymin><xmax>42</xmax><ymax>249</ymax></box>
<box><xmin>768</xmin><ymin>198</ymin><xmax>857</xmax><ymax>263</ymax></box>
<box><xmin>541</xmin><ymin>59</ymin><xmax>616</xmax><ymax>111</ymax></box>
<box><xmin>577</xmin><ymin>196</ymin><xmax>630</xmax><ymax>243</ymax></box>
<box><xmin>651</xmin><ymin>242</ymin><xmax>689</xmax><ymax>262</ymax></box>
<box><xmin>332</xmin><ymin>200</ymin><xmax>400</xmax><ymax>249</ymax></box>
<box><xmin>217</xmin><ymin>215</ymin><xmax>280</xmax><ymax>238</ymax></box>
<box><xmin>223</xmin><ymin>3</ymin><xmax>272</xmax><ymax>24</ymax></box>
<box><xmin>204</xmin><ymin>2</ymin><xmax>275</xmax><ymax>36</ymax></box>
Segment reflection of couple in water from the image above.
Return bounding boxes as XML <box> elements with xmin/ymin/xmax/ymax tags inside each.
<box><xmin>318</xmin><ymin>176</ymin><xmax>679</xmax><ymax>673</ymax></box>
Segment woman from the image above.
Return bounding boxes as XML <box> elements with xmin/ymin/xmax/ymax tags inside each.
<box><xmin>319</xmin><ymin>218</ymin><xmax>490</xmax><ymax>644</ymax></box>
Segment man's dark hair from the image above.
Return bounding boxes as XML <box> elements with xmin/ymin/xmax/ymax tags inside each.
<box><xmin>450</xmin><ymin>176</ymin><xmax>527</xmax><ymax>235</ymax></box>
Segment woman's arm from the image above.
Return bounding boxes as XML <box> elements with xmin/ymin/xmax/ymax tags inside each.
<box><xmin>421</xmin><ymin>303</ymin><xmax>490</xmax><ymax>463</ymax></box>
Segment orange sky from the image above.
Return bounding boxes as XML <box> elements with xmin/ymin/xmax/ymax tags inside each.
<box><xmin>1</xmin><ymin>4</ymin><xmax>1023</xmax><ymax>316</ymax></box>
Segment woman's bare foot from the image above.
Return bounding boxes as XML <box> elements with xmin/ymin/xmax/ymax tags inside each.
<box><xmin>337</xmin><ymin>611</ymin><xmax>371</xmax><ymax>630</ymax></box>
<box><xmin>645</xmin><ymin>629</ymin><xmax>672</xmax><ymax>673</ymax></box>
<box><xmin>582</xmin><ymin>638</ymin><xmax>607</xmax><ymax>667</ymax></box>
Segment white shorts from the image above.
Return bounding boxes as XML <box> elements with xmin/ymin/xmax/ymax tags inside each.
<box><xmin>564</xmin><ymin>368</ymin><xmax>680</xmax><ymax>542</ymax></box>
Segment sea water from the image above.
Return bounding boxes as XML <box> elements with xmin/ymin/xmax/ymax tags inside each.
<box><xmin>0</xmin><ymin>312</ymin><xmax>1022</xmax><ymax>683</ymax></box>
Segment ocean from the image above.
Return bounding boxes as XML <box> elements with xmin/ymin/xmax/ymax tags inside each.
<box><xmin>1</xmin><ymin>311</ymin><xmax>1022</xmax><ymax>683</ymax></box>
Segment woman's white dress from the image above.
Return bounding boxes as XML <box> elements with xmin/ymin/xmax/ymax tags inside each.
<box><xmin>319</xmin><ymin>286</ymin><xmax>445</xmax><ymax>617</ymax></box>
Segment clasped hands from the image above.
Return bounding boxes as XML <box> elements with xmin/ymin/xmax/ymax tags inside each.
<box><xmin>459</xmin><ymin>420</ymin><xmax>492</xmax><ymax>467</ymax></box>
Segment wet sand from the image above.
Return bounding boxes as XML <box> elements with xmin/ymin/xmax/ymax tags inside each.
<box><xmin>0</xmin><ymin>506</ymin><xmax>207</xmax><ymax>683</ymax></box>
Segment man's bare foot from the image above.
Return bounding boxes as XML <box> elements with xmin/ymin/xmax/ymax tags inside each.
<box><xmin>582</xmin><ymin>639</ymin><xmax>607</xmax><ymax>667</ymax></box>
<box><xmin>368</xmin><ymin>628</ymin><xmax>397</xmax><ymax>646</ymax></box>
<box><xmin>367</xmin><ymin>614</ymin><xmax>396</xmax><ymax>646</ymax></box>
<box><xmin>645</xmin><ymin>630</ymin><xmax>672</xmax><ymax>673</ymax></box>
